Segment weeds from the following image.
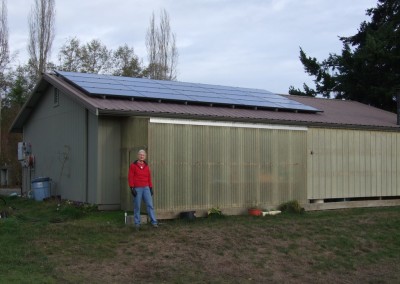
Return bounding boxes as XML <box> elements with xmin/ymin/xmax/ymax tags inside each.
<box><xmin>53</xmin><ymin>200</ymin><xmax>97</xmax><ymax>222</ymax></box>
<box><xmin>207</xmin><ymin>207</ymin><xmax>225</xmax><ymax>219</ymax></box>
<box><xmin>278</xmin><ymin>200</ymin><xmax>305</xmax><ymax>214</ymax></box>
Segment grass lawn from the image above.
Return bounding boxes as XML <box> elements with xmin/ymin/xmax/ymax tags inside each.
<box><xmin>1</xmin><ymin>195</ymin><xmax>400</xmax><ymax>283</ymax></box>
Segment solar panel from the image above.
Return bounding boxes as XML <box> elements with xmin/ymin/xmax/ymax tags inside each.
<box><xmin>190</xmin><ymin>96</ymin><xmax>237</xmax><ymax>104</ymax></box>
<box><xmin>84</xmin><ymin>87</ymin><xmax>146</xmax><ymax>97</ymax></box>
<box><xmin>55</xmin><ymin>70</ymin><xmax>321</xmax><ymax>112</ymax></box>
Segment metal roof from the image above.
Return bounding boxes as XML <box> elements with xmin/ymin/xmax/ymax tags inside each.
<box><xmin>10</xmin><ymin>73</ymin><xmax>400</xmax><ymax>132</ymax></box>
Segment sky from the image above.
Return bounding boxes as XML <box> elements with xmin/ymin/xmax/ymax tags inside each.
<box><xmin>6</xmin><ymin>0</ymin><xmax>377</xmax><ymax>94</ymax></box>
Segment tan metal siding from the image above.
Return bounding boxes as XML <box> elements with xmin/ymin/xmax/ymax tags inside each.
<box><xmin>307</xmin><ymin>128</ymin><xmax>400</xmax><ymax>199</ymax></box>
<box><xmin>96</xmin><ymin>117</ymin><xmax>121</xmax><ymax>205</ymax></box>
<box><xmin>148</xmin><ymin>121</ymin><xmax>307</xmax><ymax>214</ymax></box>
<box><xmin>87</xmin><ymin>112</ymin><xmax>98</xmax><ymax>204</ymax></box>
<box><xmin>120</xmin><ymin>117</ymin><xmax>149</xmax><ymax>210</ymax></box>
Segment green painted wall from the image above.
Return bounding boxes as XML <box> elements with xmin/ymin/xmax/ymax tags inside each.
<box><xmin>23</xmin><ymin>86</ymin><xmax>88</xmax><ymax>201</ymax></box>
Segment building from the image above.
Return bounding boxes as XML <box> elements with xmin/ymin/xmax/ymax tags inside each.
<box><xmin>10</xmin><ymin>71</ymin><xmax>400</xmax><ymax>217</ymax></box>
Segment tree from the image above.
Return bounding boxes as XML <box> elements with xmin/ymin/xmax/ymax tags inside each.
<box><xmin>145</xmin><ymin>9</ymin><xmax>178</xmax><ymax>80</ymax></box>
<box><xmin>79</xmin><ymin>39</ymin><xmax>111</xmax><ymax>74</ymax></box>
<box><xmin>0</xmin><ymin>102</ymin><xmax>22</xmax><ymax>185</ymax></box>
<box><xmin>112</xmin><ymin>44</ymin><xmax>144</xmax><ymax>77</ymax></box>
<box><xmin>0</xmin><ymin>0</ymin><xmax>9</xmax><ymax>77</ymax></box>
<box><xmin>2</xmin><ymin>65</ymin><xmax>34</xmax><ymax>108</ymax></box>
<box><xmin>0</xmin><ymin>0</ymin><xmax>9</xmax><ymax>160</ymax></box>
<box><xmin>290</xmin><ymin>0</ymin><xmax>400</xmax><ymax>112</ymax></box>
<box><xmin>0</xmin><ymin>65</ymin><xmax>32</xmax><ymax>187</ymax></box>
<box><xmin>28</xmin><ymin>0</ymin><xmax>56</xmax><ymax>80</ymax></box>
<box><xmin>0</xmin><ymin>62</ymin><xmax>47</xmax><ymax>186</ymax></box>
<box><xmin>58</xmin><ymin>37</ymin><xmax>82</xmax><ymax>72</ymax></box>
<box><xmin>58</xmin><ymin>38</ymin><xmax>145</xmax><ymax>77</ymax></box>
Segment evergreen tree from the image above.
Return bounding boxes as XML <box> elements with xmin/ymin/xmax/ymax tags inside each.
<box><xmin>290</xmin><ymin>0</ymin><xmax>400</xmax><ymax>112</ymax></box>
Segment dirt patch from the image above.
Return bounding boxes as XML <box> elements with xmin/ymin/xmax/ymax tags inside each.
<box><xmin>50</xmin><ymin>218</ymin><xmax>400</xmax><ymax>283</ymax></box>
<box><xmin>4</xmin><ymin>200</ymin><xmax>398</xmax><ymax>284</ymax></box>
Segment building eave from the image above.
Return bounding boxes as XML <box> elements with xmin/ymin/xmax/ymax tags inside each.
<box><xmin>9</xmin><ymin>74</ymin><xmax>49</xmax><ymax>133</ymax></box>
<box><xmin>97</xmin><ymin>108</ymin><xmax>400</xmax><ymax>132</ymax></box>
<box><xmin>9</xmin><ymin>73</ymin><xmax>99</xmax><ymax>133</ymax></box>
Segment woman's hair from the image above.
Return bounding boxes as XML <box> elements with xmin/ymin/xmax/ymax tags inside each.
<box><xmin>138</xmin><ymin>149</ymin><xmax>147</xmax><ymax>155</ymax></box>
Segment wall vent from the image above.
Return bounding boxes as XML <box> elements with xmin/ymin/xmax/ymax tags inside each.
<box><xmin>54</xmin><ymin>88</ymin><xmax>60</xmax><ymax>107</ymax></box>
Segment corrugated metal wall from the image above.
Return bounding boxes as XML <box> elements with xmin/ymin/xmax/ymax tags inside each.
<box><xmin>87</xmin><ymin>112</ymin><xmax>99</xmax><ymax>204</ymax></box>
<box><xmin>147</xmin><ymin>119</ymin><xmax>308</xmax><ymax>215</ymax></box>
<box><xmin>120</xmin><ymin>117</ymin><xmax>149</xmax><ymax>210</ymax></box>
<box><xmin>95</xmin><ymin>117</ymin><xmax>121</xmax><ymax>208</ymax></box>
<box><xmin>307</xmin><ymin>128</ymin><xmax>400</xmax><ymax>199</ymax></box>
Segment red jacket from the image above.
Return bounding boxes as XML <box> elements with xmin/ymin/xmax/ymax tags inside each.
<box><xmin>128</xmin><ymin>160</ymin><xmax>153</xmax><ymax>188</ymax></box>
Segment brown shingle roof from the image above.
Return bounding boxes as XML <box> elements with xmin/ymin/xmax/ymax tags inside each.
<box><xmin>11</xmin><ymin>73</ymin><xmax>400</xmax><ymax>132</ymax></box>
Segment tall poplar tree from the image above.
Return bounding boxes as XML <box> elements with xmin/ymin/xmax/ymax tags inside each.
<box><xmin>27</xmin><ymin>0</ymin><xmax>56</xmax><ymax>80</ymax></box>
<box><xmin>145</xmin><ymin>9</ymin><xmax>178</xmax><ymax>80</ymax></box>
<box><xmin>0</xmin><ymin>0</ymin><xmax>9</xmax><ymax>158</ymax></box>
<box><xmin>0</xmin><ymin>0</ymin><xmax>9</xmax><ymax>77</ymax></box>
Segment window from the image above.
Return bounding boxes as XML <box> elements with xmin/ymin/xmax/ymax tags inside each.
<box><xmin>54</xmin><ymin>88</ymin><xmax>59</xmax><ymax>107</ymax></box>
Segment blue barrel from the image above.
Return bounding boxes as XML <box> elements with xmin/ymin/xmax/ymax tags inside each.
<box><xmin>31</xmin><ymin>177</ymin><xmax>51</xmax><ymax>201</ymax></box>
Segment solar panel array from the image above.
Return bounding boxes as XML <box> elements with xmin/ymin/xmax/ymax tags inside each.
<box><xmin>55</xmin><ymin>71</ymin><xmax>320</xmax><ymax>112</ymax></box>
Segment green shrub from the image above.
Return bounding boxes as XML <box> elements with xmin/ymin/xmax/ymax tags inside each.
<box><xmin>278</xmin><ymin>200</ymin><xmax>305</xmax><ymax>214</ymax></box>
<box><xmin>208</xmin><ymin>207</ymin><xmax>225</xmax><ymax>218</ymax></box>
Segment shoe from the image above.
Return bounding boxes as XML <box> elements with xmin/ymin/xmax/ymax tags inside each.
<box><xmin>135</xmin><ymin>225</ymin><xmax>140</xmax><ymax>231</ymax></box>
<box><xmin>152</xmin><ymin>223</ymin><xmax>158</xmax><ymax>228</ymax></box>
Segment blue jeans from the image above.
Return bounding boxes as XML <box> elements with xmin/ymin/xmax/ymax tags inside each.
<box><xmin>133</xmin><ymin>186</ymin><xmax>158</xmax><ymax>226</ymax></box>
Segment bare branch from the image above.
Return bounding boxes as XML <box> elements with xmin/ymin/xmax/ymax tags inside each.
<box><xmin>146</xmin><ymin>12</ymin><xmax>157</xmax><ymax>78</ymax></box>
<box><xmin>28</xmin><ymin>0</ymin><xmax>55</xmax><ymax>79</ymax></box>
<box><xmin>145</xmin><ymin>8</ymin><xmax>178</xmax><ymax>80</ymax></box>
<box><xmin>0</xmin><ymin>0</ymin><xmax>9</xmax><ymax>74</ymax></box>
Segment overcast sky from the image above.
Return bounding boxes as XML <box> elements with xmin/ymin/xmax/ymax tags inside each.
<box><xmin>7</xmin><ymin>0</ymin><xmax>377</xmax><ymax>94</ymax></box>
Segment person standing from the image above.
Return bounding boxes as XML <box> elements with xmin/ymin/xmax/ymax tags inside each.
<box><xmin>128</xmin><ymin>149</ymin><xmax>158</xmax><ymax>230</ymax></box>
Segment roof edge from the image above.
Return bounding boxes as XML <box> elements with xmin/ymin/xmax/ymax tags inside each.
<box><xmin>97</xmin><ymin>109</ymin><xmax>400</xmax><ymax>132</ymax></box>
<box><xmin>44</xmin><ymin>73</ymin><xmax>98</xmax><ymax>113</ymax></box>
<box><xmin>9</xmin><ymin>74</ymin><xmax>48</xmax><ymax>133</ymax></box>
<box><xmin>9</xmin><ymin>73</ymin><xmax>99</xmax><ymax>133</ymax></box>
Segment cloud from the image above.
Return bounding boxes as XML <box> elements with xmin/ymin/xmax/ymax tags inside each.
<box><xmin>6</xmin><ymin>0</ymin><xmax>377</xmax><ymax>93</ymax></box>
